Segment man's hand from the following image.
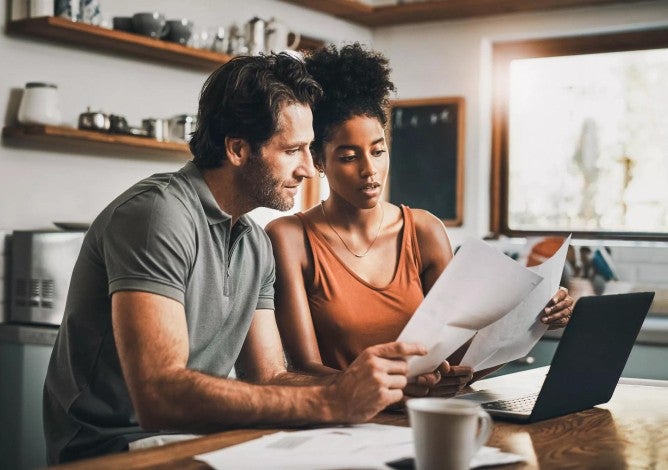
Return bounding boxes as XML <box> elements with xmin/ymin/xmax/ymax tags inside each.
<box><xmin>404</xmin><ymin>361</ymin><xmax>474</xmax><ymax>399</ymax></box>
<box><xmin>327</xmin><ymin>342</ymin><xmax>426</xmax><ymax>423</ymax></box>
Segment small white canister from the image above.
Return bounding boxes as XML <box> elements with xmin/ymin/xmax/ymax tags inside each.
<box><xmin>29</xmin><ymin>0</ymin><xmax>55</xmax><ymax>17</ymax></box>
<box><xmin>17</xmin><ymin>82</ymin><xmax>63</xmax><ymax>126</ymax></box>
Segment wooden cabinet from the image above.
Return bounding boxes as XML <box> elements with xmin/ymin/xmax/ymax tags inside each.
<box><xmin>279</xmin><ymin>0</ymin><xmax>651</xmax><ymax>27</ymax></box>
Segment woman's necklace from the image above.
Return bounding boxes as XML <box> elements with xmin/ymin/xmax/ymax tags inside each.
<box><xmin>320</xmin><ymin>200</ymin><xmax>385</xmax><ymax>258</ymax></box>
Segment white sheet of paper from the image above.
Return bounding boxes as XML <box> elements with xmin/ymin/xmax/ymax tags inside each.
<box><xmin>195</xmin><ymin>424</ymin><xmax>524</xmax><ymax>469</ymax></box>
<box><xmin>461</xmin><ymin>236</ymin><xmax>571</xmax><ymax>371</ymax></box>
<box><xmin>195</xmin><ymin>424</ymin><xmax>412</xmax><ymax>470</ymax></box>
<box><xmin>397</xmin><ymin>238</ymin><xmax>543</xmax><ymax>378</ymax></box>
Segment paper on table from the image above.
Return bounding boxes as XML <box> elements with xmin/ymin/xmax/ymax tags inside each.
<box><xmin>461</xmin><ymin>236</ymin><xmax>571</xmax><ymax>371</ymax></box>
<box><xmin>196</xmin><ymin>424</ymin><xmax>412</xmax><ymax>470</ymax></box>
<box><xmin>195</xmin><ymin>424</ymin><xmax>525</xmax><ymax>470</ymax></box>
<box><xmin>398</xmin><ymin>238</ymin><xmax>543</xmax><ymax>379</ymax></box>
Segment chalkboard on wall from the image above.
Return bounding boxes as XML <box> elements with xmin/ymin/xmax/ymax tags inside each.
<box><xmin>389</xmin><ymin>97</ymin><xmax>465</xmax><ymax>226</ymax></box>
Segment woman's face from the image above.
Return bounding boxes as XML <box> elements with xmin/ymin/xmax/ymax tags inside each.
<box><xmin>321</xmin><ymin>115</ymin><xmax>389</xmax><ymax>209</ymax></box>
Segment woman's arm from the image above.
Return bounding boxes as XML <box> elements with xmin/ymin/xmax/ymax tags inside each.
<box><xmin>266</xmin><ymin>216</ymin><xmax>339</xmax><ymax>375</ymax></box>
<box><xmin>412</xmin><ymin>209</ymin><xmax>454</xmax><ymax>294</ymax></box>
<box><xmin>408</xmin><ymin>210</ymin><xmax>475</xmax><ymax>396</ymax></box>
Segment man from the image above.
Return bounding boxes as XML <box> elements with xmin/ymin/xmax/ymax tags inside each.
<box><xmin>43</xmin><ymin>53</ymin><xmax>426</xmax><ymax>464</ymax></box>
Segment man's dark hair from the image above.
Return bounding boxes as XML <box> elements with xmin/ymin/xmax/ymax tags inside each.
<box><xmin>190</xmin><ymin>53</ymin><xmax>322</xmax><ymax>168</ymax></box>
<box><xmin>304</xmin><ymin>43</ymin><xmax>396</xmax><ymax>166</ymax></box>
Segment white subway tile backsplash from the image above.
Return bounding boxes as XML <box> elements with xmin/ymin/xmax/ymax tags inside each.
<box><xmin>637</xmin><ymin>264</ymin><xmax>668</xmax><ymax>284</ymax></box>
<box><xmin>612</xmin><ymin>263</ymin><xmax>638</xmax><ymax>282</ymax></box>
<box><xmin>611</xmin><ymin>246</ymin><xmax>668</xmax><ymax>264</ymax></box>
<box><xmin>507</xmin><ymin>238</ymin><xmax>668</xmax><ymax>286</ymax></box>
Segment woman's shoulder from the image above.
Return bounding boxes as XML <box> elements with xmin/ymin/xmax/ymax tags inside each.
<box><xmin>406</xmin><ymin>207</ymin><xmax>446</xmax><ymax>235</ymax></box>
<box><xmin>265</xmin><ymin>213</ymin><xmax>304</xmax><ymax>242</ymax></box>
<box><xmin>265</xmin><ymin>213</ymin><xmax>313</xmax><ymax>268</ymax></box>
<box><xmin>407</xmin><ymin>207</ymin><xmax>453</xmax><ymax>271</ymax></box>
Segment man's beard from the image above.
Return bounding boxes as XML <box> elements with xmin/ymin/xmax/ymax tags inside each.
<box><xmin>237</xmin><ymin>154</ymin><xmax>295</xmax><ymax>211</ymax></box>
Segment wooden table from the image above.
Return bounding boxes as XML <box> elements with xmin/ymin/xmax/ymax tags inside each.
<box><xmin>48</xmin><ymin>368</ymin><xmax>668</xmax><ymax>469</ymax></box>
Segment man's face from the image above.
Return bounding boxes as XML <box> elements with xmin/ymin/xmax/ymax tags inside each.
<box><xmin>238</xmin><ymin>103</ymin><xmax>315</xmax><ymax>211</ymax></box>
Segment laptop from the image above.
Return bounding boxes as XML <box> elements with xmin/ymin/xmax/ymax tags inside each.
<box><xmin>461</xmin><ymin>292</ymin><xmax>655</xmax><ymax>423</ymax></box>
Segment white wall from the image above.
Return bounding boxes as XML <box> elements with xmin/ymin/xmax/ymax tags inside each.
<box><xmin>0</xmin><ymin>0</ymin><xmax>371</xmax><ymax>231</ymax></box>
<box><xmin>372</xmin><ymin>0</ymin><xmax>668</xmax><ymax>247</ymax></box>
<box><xmin>2</xmin><ymin>1</ymin><xmax>668</xmax><ymax>244</ymax></box>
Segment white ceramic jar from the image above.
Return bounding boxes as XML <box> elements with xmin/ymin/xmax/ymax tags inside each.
<box><xmin>29</xmin><ymin>0</ymin><xmax>54</xmax><ymax>17</ymax></box>
<box><xmin>17</xmin><ymin>82</ymin><xmax>62</xmax><ymax>126</ymax></box>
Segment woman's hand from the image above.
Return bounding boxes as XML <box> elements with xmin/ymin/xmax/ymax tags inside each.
<box><xmin>541</xmin><ymin>286</ymin><xmax>575</xmax><ymax>330</ymax></box>
<box><xmin>403</xmin><ymin>361</ymin><xmax>473</xmax><ymax>398</ymax></box>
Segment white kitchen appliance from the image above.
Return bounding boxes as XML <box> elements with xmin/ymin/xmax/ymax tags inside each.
<box><xmin>9</xmin><ymin>230</ymin><xmax>85</xmax><ymax>326</ymax></box>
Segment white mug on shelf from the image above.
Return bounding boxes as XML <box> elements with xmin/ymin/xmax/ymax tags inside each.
<box><xmin>265</xmin><ymin>18</ymin><xmax>300</xmax><ymax>53</ymax></box>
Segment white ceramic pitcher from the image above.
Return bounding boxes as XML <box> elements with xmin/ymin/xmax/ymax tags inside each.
<box><xmin>265</xmin><ymin>18</ymin><xmax>300</xmax><ymax>53</ymax></box>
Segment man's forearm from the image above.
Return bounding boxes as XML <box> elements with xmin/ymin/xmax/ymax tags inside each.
<box><xmin>135</xmin><ymin>368</ymin><xmax>339</xmax><ymax>433</ymax></box>
<box><xmin>266</xmin><ymin>370</ymin><xmax>339</xmax><ymax>387</ymax></box>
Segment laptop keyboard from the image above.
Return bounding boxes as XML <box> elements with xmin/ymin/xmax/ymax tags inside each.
<box><xmin>482</xmin><ymin>393</ymin><xmax>539</xmax><ymax>413</ymax></box>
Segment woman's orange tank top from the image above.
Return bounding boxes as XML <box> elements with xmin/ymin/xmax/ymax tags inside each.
<box><xmin>295</xmin><ymin>205</ymin><xmax>424</xmax><ymax>370</ymax></box>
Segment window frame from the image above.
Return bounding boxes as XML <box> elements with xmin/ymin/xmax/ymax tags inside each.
<box><xmin>490</xmin><ymin>27</ymin><xmax>668</xmax><ymax>241</ymax></box>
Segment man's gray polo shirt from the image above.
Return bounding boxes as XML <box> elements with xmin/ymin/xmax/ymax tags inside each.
<box><xmin>43</xmin><ymin>161</ymin><xmax>275</xmax><ymax>464</ymax></box>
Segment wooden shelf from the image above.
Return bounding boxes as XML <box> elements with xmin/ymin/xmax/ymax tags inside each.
<box><xmin>281</xmin><ymin>0</ymin><xmax>648</xmax><ymax>26</ymax></box>
<box><xmin>2</xmin><ymin>126</ymin><xmax>325</xmax><ymax>208</ymax></box>
<box><xmin>2</xmin><ymin>124</ymin><xmax>191</xmax><ymax>158</ymax></box>
<box><xmin>7</xmin><ymin>16</ymin><xmax>234</xmax><ymax>70</ymax></box>
<box><xmin>6</xmin><ymin>17</ymin><xmax>326</xmax><ymax>70</ymax></box>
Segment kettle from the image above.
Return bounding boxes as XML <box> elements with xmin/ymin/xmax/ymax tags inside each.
<box><xmin>245</xmin><ymin>17</ymin><xmax>265</xmax><ymax>56</ymax></box>
<box><xmin>265</xmin><ymin>18</ymin><xmax>300</xmax><ymax>53</ymax></box>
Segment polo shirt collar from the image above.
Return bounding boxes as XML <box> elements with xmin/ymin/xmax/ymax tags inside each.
<box><xmin>181</xmin><ymin>161</ymin><xmax>251</xmax><ymax>228</ymax></box>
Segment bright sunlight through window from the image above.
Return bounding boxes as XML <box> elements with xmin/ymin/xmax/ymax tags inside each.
<box><xmin>507</xmin><ymin>49</ymin><xmax>668</xmax><ymax>234</ymax></box>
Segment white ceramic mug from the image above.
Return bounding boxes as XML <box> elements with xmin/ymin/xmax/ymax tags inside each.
<box><xmin>407</xmin><ymin>398</ymin><xmax>493</xmax><ymax>470</ymax></box>
<box><xmin>265</xmin><ymin>18</ymin><xmax>300</xmax><ymax>53</ymax></box>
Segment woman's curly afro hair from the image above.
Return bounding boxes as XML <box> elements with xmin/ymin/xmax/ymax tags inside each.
<box><xmin>305</xmin><ymin>42</ymin><xmax>395</xmax><ymax>165</ymax></box>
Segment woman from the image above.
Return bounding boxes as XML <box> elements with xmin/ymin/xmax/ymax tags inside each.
<box><xmin>266</xmin><ymin>43</ymin><xmax>573</xmax><ymax>396</ymax></box>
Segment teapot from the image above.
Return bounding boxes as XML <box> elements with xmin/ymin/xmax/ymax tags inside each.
<box><xmin>265</xmin><ymin>18</ymin><xmax>300</xmax><ymax>53</ymax></box>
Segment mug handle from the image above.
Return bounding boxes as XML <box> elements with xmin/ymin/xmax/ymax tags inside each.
<box><xmin>473</xmin><ymin>409</ymin><xmax>494</xmax><ymax>453</ymax></box>
<box><xmin>160</xmin><ymin>23</ymin><xmax>170</xmax><ymax>39</ymax></box>
<box><xmin>287</xmin><ymin>31</ymin><xmax>301</xmax><ymax>50</ymax></box>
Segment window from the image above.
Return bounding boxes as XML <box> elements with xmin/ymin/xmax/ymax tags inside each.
<box><xmin>491</xmin><ymin>28</ymin><xmax>668</xmax><ymax>240</ymax></box>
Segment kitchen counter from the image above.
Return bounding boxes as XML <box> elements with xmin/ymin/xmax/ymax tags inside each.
<box><xmin>0</xmin><ymin>322</ymin><xmax>57</xmax><ymax>469</ymax></box>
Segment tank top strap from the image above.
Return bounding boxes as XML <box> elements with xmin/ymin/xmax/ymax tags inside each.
<box><xmin>294</xmin><ymin>212</ymin><xmax>326</xmax><ymax>288</ymax></box>
<box><xmin>400</xmin><ymin>205</ymin><xmax>423</xmax><ymax>274</ymax></box>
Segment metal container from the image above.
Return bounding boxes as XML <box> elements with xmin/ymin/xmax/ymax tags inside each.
<box><xmin>167</xmin><ymin>114</ymin><xmax>197</xmax><ymax>142</ymax></box>
<box><xmin>54</xmin><ymin>0</ymin><xmax>80</xmax><ymax>21</ymax></box>
<box><xmin>78</xmin><ymin>108</ymin><xmax>110</xmax><ymax>131</ymax></box>
<box><xmin>80</xmin><ymin>0</ymin><xmax>101</xmax><ymax>25</ymax></box>
<box><xmin>245</xmin><ymin>17</ymin><xmax>266</xmax><ymax>56</ymax></box>
<box><xmin>142</xmin><ymin>118</ymin><xmax>168</xmax><ymax>141</ymax></box>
